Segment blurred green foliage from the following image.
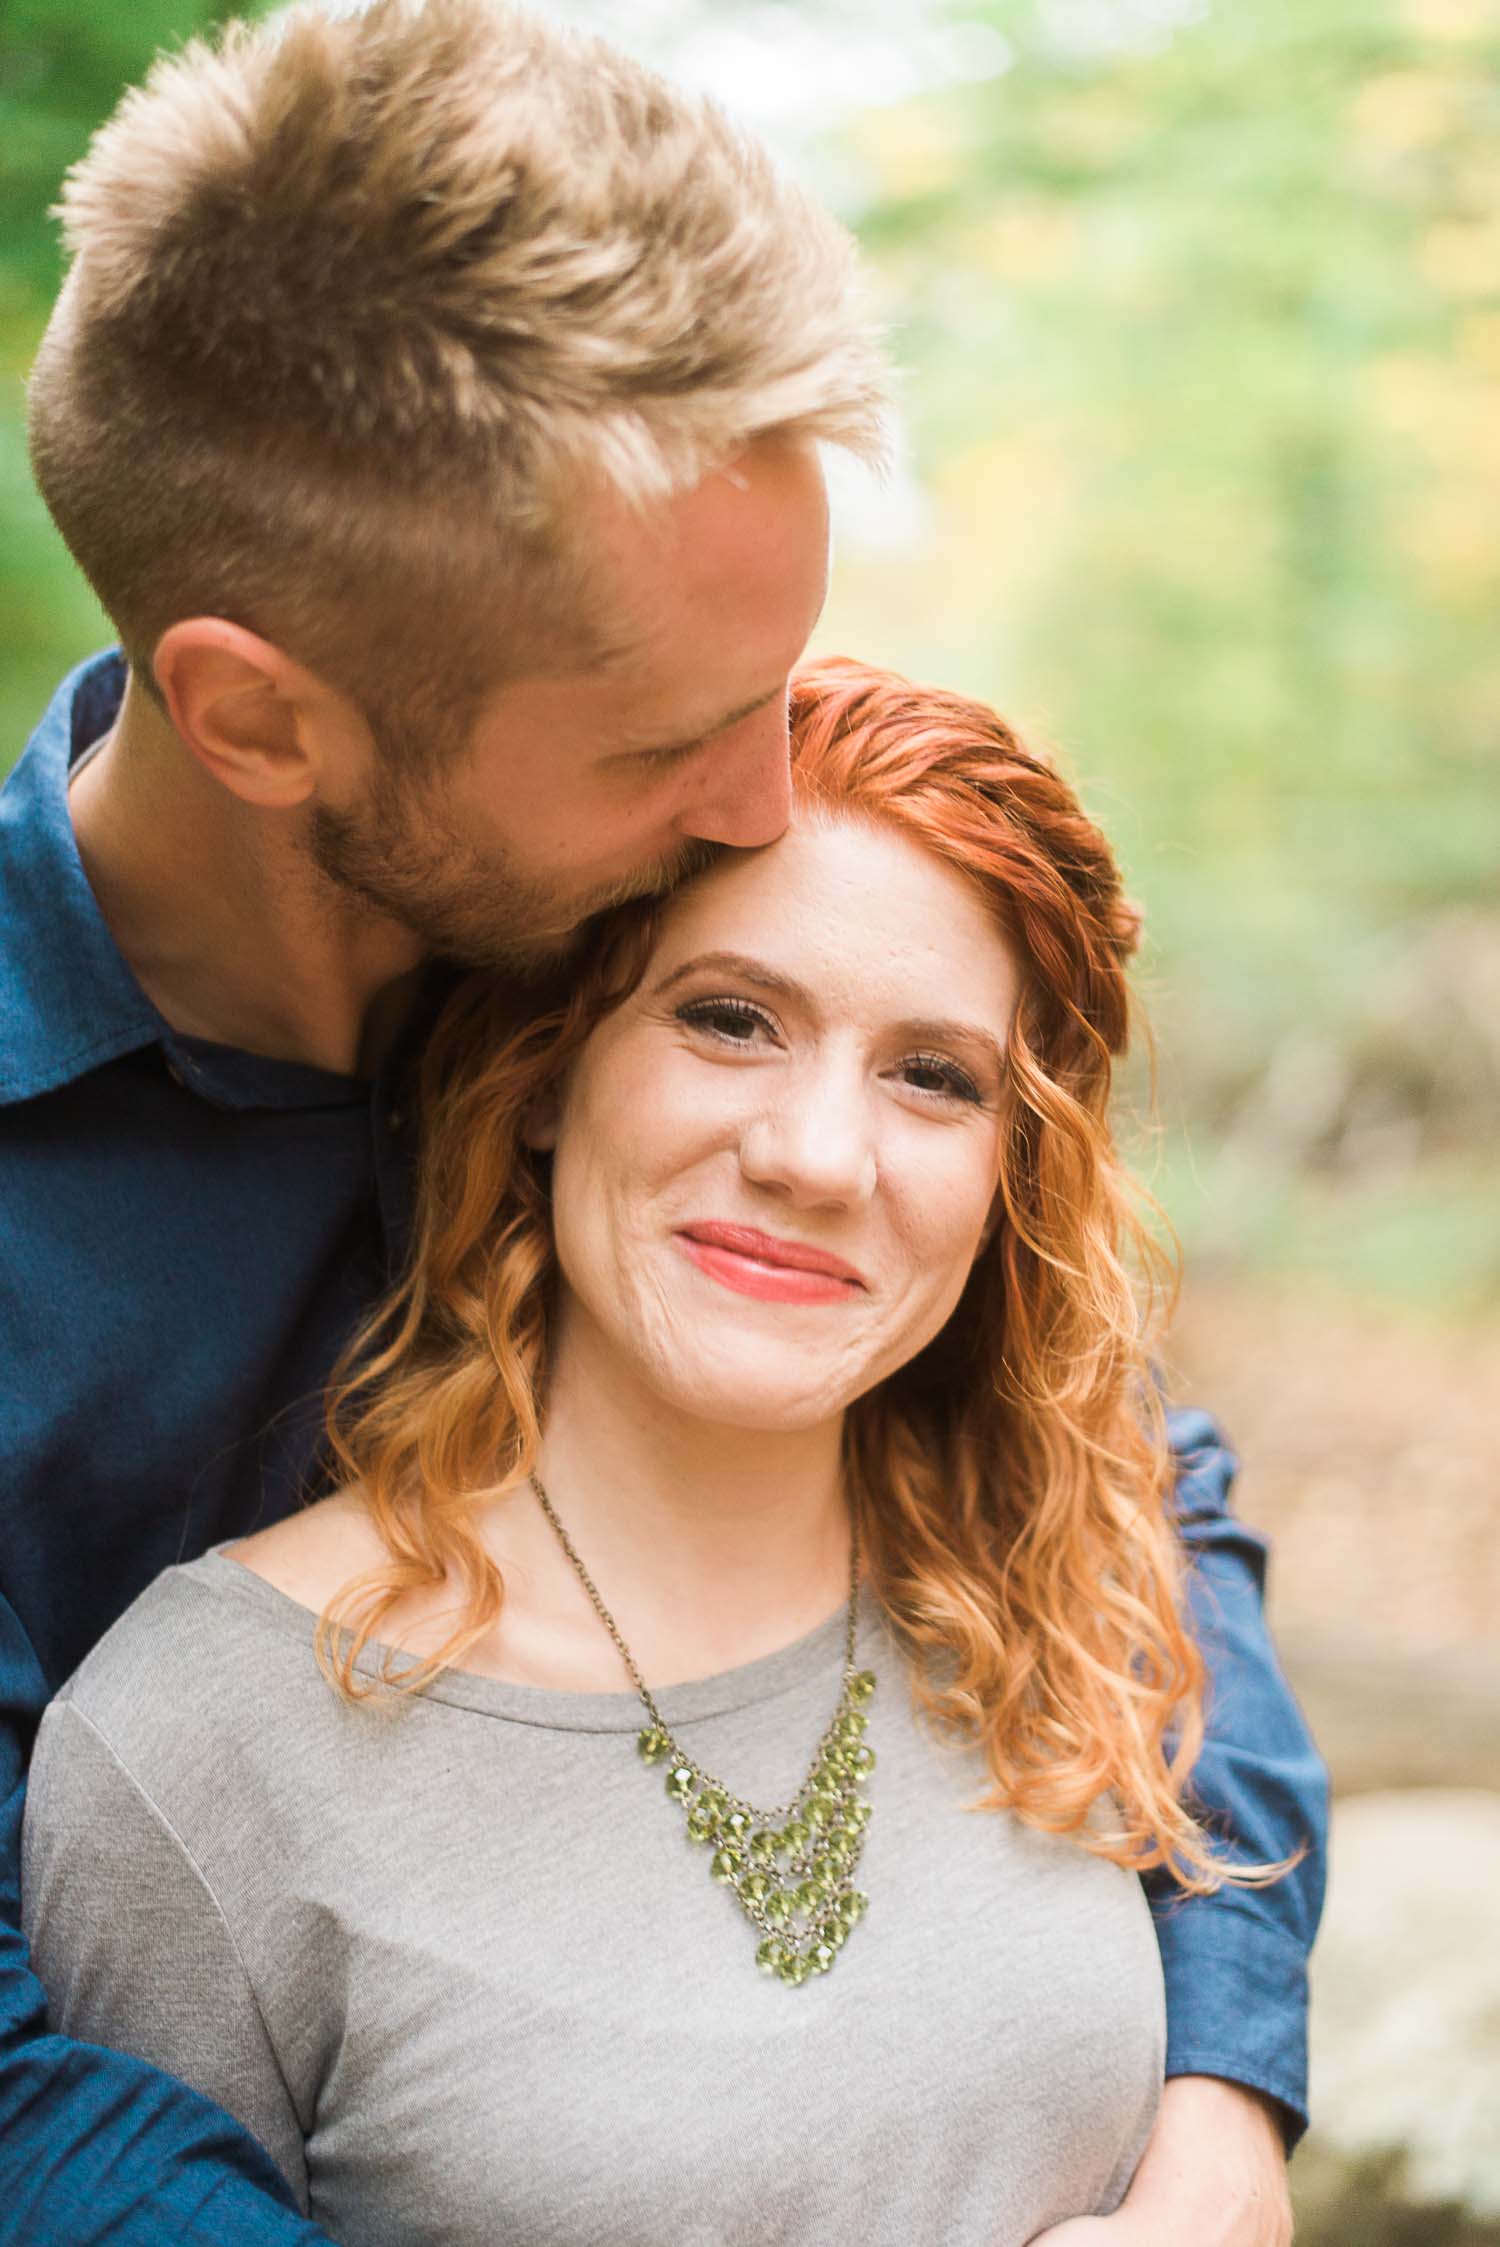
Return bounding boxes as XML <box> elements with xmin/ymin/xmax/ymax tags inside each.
<box><xmin>1</xmin><ymin>0</ymin><xmax>1495</xmax><ymax>1306</ymax></box>
<box><xmin>0</xmin><ymin>3</ymin><xmax>236</xmax><ymax>301</ymax></box>
<box><xmin>0</xmin><ymin>1</ymin><xmax>245</xmax><ymax>747</ymax></box>
<box><xmin>816</xmin><ymin>0</ymin><xmax>1500</xmax><ymax>1305</ymax></box>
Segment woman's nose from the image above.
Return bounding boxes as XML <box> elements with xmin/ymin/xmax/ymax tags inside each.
<box><xmin>738</xmin><ymin>1080</ymin><xmax>878</xmax><ymax>1209</ymax></box>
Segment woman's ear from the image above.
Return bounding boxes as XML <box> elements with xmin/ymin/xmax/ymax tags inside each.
<box><xmin>520</xmin><ymin>1088</ymin><xmax>561</xmax><ymax>1153</ymax></box>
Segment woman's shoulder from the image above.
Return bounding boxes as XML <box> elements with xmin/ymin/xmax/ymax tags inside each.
<box><xmin>53</xmin><ymin>1500</ymin><xmax>371</xmax><ymax>1782</ymax></box>
<box><xmin>228</xmin><ymin>1487</ymin><xmax>389</xmax><ymax>1611</ymax></box>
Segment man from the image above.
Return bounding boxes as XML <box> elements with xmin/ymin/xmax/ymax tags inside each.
<box><xmin>0</xmin><ymin>2</ymin><xmax>1326</xmax><ymax>2241</ymax></box>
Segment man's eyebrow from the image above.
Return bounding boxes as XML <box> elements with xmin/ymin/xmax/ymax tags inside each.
<box><xmin>605</xmin><ymin>683</ymin><xmax>784</xmax><ymax>765</ymax></box>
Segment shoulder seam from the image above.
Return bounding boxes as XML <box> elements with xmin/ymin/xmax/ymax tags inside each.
<box><xmin>47</xmin><ymin>1697</ymin><xmax>308</xmax><ymax>2131</ymax></box>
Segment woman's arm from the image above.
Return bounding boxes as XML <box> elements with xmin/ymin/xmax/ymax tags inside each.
<box><xmin>20</xmin><ymin>1691</ymin><xmax>312</xmax><ymax>2216</ymax></box>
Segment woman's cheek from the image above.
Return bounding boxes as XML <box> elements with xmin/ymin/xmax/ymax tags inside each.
<box><xmin>897</xmin><ymin>1126</ymin><xmax>994</xmax><ymax>1257</ymax></box>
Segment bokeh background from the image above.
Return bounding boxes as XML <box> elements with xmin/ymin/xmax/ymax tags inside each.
<box><xmin>3</xmin><ymin>0</ymin><xmax>1497</xmax><ymax>2235</ymax></box>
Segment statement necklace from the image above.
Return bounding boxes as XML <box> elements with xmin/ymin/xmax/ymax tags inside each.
<box><xmin>529</xmin><ymin>1472</ymin><xmax>877</xmax><ymax>1987</ymax></box>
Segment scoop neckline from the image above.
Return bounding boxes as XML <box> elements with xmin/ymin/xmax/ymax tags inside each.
<box><xmin>188</xmin><ymin>1545</ymin><xmax>888</xmax><ymax>1734</ymax></box>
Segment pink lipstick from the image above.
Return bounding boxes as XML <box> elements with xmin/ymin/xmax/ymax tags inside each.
<box><xmin>675</xmin><ymin>1222</ymin><xmax>866</xmax><ymax>1305</ymax></box>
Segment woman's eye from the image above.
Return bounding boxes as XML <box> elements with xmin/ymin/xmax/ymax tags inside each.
<box><xmin>674</xmin><ymin>997</ymin><xmax>775</xmax><ymax>1046</ymax></box>
<box><xmin>900</xmin><ymin>1053</ymin><xmax>983</xmax><ymax>1105</ymax></box>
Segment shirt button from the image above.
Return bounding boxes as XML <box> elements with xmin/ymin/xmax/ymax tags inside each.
<box><xmin>388</xmin><ymin>1107</ymin><xmax>405</xmax><ymax>1132</ymax></box>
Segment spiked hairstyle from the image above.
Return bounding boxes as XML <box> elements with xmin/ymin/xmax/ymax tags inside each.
<box><xmin>28</xmin><ymin>0</ymin><xmax>886</xmax><ymax>741</ymax></box>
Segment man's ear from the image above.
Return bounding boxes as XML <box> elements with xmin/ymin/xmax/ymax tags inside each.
<box><xmin>520</xmin><ymin>1088</ymin><xmax>561</xmax><ymax>1153</ymax></box>
<box><xmin>153</xmin><ymin>618</ymin><xmax>371</xmax><ymax>811</ymax></box>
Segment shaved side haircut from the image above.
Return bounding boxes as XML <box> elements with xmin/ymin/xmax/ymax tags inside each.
<box><xmin>28</xmin><ymin>0</ymin><xmax>886</xmax><ymax>755</ymax></box>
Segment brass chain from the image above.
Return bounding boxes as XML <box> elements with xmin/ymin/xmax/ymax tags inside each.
<box><xmin>527</xmin><ymin>1470</ymin><xmax>862</xmax><ymax>1826</ymax></box>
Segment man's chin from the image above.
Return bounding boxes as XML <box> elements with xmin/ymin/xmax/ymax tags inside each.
<box><xmin>487</xmin><ymin>917</ymin><xmax>589</xmax><ymax>979</ymax></box>
<box><xmin>481</xmin><ymin>842</ymin><xmax>720</xmax><ymax>977</ymax></box>
<box><xmin>573</xmin><ymin>837</ymin><xmax>722</xmax><ymax>920</ymax></box>
<box><xmin>310</xmin><ymin>802</ymin><xmax>719</xmax><ymax>976</ymax></box>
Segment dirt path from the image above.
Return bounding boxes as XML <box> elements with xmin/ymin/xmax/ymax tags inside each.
<box><xmin>1167</xmin><ymin>1281</ymin><xmax>1500</xmax><ymax>1793</ymax></box>
<box><xmin>1169</xmin><ymin>1280</ymin><xmax>1500</xmax><ymax>1657</ymax></box>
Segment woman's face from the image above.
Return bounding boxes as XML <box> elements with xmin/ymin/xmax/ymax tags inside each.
<box><xmin>537</xmin><ymin>813</ymin><xmax>1022</xmax><ymax>1432</ymax></box>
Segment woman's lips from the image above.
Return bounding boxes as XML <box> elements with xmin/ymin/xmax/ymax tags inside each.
<box><xmin>675</xmin><ymin>1223</ymin><xmax>866</xmax><ymax>1305</ymax></box>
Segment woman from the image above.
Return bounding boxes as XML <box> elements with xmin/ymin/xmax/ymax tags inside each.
<box><xmin>22</xmin><ymin>658</ymin><xmax>1250</xmax><ymax>2247</ymax></box>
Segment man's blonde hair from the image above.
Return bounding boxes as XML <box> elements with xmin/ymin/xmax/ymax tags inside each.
<box><xmin>28</xmin><ymin>0</ymin><xmax>887</xmax><ymax>746</ymax></box>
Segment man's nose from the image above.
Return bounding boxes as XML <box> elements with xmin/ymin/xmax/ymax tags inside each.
<box><xmin>738</xmin><ymin>1069</ymin><xmax>879</xmax><ymax>1211</ymax></box>
<box><xmin>673</xmin><ymin>706</ymin><xmax>792</xmax><ymax>851</ymax></box>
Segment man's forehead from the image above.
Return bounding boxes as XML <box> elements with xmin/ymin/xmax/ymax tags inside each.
<box><xmin>581</xmin><ymin>436</ymin><xmax>828</xmax><ymax>624</ymax></box>
<box><xmin>557</xmin><ymin>588</ymin><xmax>789</xmax><ymax>748</ymax></box>
<box><xmin>519</xmin><ymin>439</ymin><xmax>828</xmax><ymax>736</ymax></box>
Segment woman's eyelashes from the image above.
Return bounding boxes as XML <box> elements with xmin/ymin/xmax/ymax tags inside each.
<box><xmin>674</xmin><ymin>995</ymin><xmax>774</xmax><ymax>1046</ymax></box>
<box><xmin>672</xmin><ymin>997</ymin><xmax>985</xmax><ymax>1106</ymax></box>
<box><xmin>899</xmin><ymin>1053</ymin><xmax>984</xmax><ymax>1106</ymax></box>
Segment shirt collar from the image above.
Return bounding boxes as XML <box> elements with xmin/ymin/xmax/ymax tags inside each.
<box><xmin>0</xmin><ymin>651</ymin><xmax>167</xmax><ymax>1108</ymax></box>
<box><xmin>0</xmin><ymin>652</ymin><xmax>379</xmax><ymax>1114</ymax></box>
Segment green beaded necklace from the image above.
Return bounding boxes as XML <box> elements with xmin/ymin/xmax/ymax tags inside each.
<box><xmin>529</xmin><ymin>1472</ymin><xmax>876</xmax><ymax>1988</ymax></box>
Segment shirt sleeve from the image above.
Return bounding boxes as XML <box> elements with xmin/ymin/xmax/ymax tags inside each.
<box><xmin>1147</xmin><ymin>1406</ymin><xmax>1331</xmax><ymax>2148</ymax></box>
<box><xmin>3</xmin><ymin>1597</ymin><xmax>329</xmax><ymax>2247</ymax></box>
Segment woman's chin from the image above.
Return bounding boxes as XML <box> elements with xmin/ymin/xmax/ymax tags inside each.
<box><xmin>642</xmin><ymin>1350</ymin><xmax>861</xmax><ymax>1436</ymax></box>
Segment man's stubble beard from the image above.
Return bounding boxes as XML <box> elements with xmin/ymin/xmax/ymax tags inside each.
<box><xmin>308</xmin><ymin>763</ymin><xmax>718</xmax><ymax>976</ymax></box>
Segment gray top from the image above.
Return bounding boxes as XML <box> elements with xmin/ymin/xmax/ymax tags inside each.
<box><xmin>22</xmin><ymin>1551</ymin><xmax>1163</xmax><ymax>2247</ymax></box>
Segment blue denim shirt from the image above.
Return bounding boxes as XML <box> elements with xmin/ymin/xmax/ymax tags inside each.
<box><xmin>0</xmin><ymin>656</ymin><xmax>1328</xmax><ymax>2244</ymax></box>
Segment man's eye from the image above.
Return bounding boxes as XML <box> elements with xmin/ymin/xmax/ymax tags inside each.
<box><xmin>631</xmin><ymin>741</ymin><xmax>701</xmax><ymax>776</ymax></box>
<box><xmin>900</xmin><ymin>1053</ymin><xmax>983</xmax><ymax>1104</ymax></box>
<box><xmin>674</xmin><ymin>997</ymin><xmax>775</xmax><ymax>1044</ymax></box>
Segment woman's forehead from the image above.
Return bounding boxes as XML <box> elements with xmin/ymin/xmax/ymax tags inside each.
<box><xmin>647</xmin><ymin>813</ymin><xmax>1020</xmax><ymax>1022</ymax></box>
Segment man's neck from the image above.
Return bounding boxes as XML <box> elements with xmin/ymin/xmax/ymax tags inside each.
<box><xmin>68</xmin><ymin>675</ymin><xmax>427</xmax><ymax>1077</ymax></box>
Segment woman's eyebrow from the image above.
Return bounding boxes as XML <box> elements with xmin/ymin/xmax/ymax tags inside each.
<box><xmin>650</xmin><ymin>950</ymin><xmax>807</xmax><ymax>1004</ymax></box>
<box><xmin>899</xmin><ymin>1017</ymin><xmax>1008</xmax><ymax>1076</ymax></box>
